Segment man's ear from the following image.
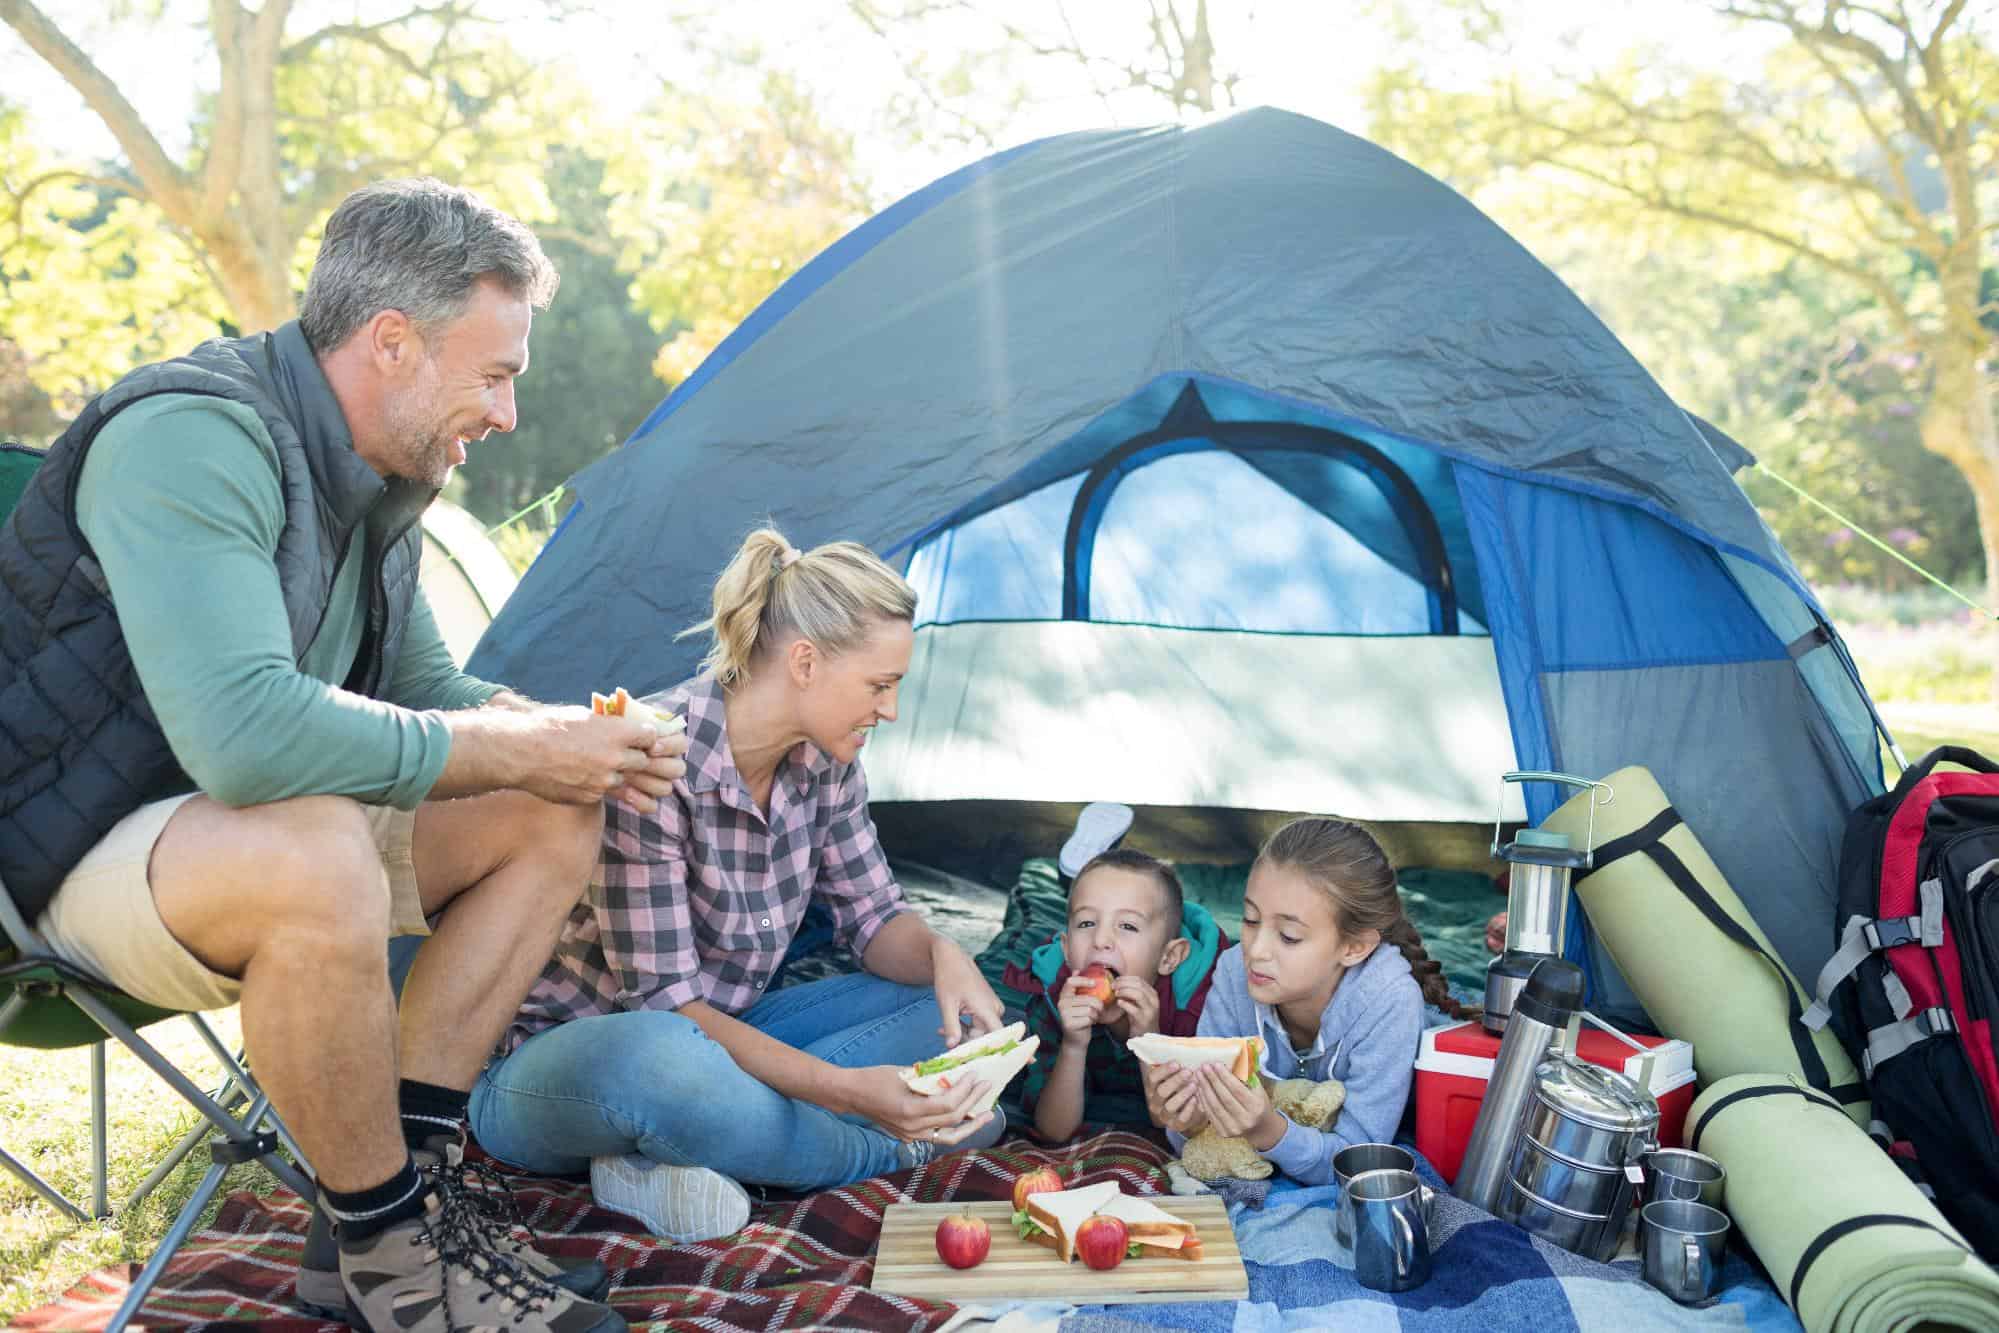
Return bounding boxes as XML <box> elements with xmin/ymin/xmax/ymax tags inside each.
<box><xmin>364</xmin><ymin>308</ymin><xmax>421</xmax><ymax>376</ymax></box>
<box><xmin>785</xmin><ymin>636</ymin><xmax>817</xmax><ymax>689</ymax></box>
<box><xmin>1157</xmin><ymin>935</ymin><xmax>1192</xmax><ymax>975</ymax></box>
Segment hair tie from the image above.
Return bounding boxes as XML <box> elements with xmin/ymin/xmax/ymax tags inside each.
<box><xmin>779</xmin><ymin>547</ymin><xmax>803</xmax><ymax>569</ymax></box>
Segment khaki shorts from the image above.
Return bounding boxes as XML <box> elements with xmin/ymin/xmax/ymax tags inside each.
<box><xmin>37</xmin><ymin>793</ymin><xmax>427</xmax><ymax>1012</ymax></box>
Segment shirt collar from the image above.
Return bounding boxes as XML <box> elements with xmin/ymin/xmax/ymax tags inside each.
<box><xmin>669</xmin><ymin>671</ymin><xmax>824</xmax><ymax>800</ymax></box>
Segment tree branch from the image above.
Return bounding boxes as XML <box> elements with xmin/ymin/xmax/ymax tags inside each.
<box><xmin>0</xmin><ymin>0</ymin><xmax>195</xmax><ymax>218</ymax></box>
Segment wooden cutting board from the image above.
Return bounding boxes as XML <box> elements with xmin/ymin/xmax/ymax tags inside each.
<box><xmin>869</xmin><ymin>1195</ymin><xmax>1249</xmax><ymax>1306</ymax></box>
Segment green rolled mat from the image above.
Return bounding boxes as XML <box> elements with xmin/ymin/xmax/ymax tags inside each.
<box><xmin>1541</xmin><ymin>765</ymin><xmax>1869</xmax><ymax>1122</ymax></box>
<box><xmin>1690</xmin><ymin>1073</ymin><xmax>1999</xmax><ymax>1331</ymax></box>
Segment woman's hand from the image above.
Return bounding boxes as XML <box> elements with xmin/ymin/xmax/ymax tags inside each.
<box><xmin>930</xmin><ymin>936</ymin><xmax>1004</xmax><ymax>1046</ymax></box>
<box><xmin>841</xmin><ymin>1065</ymin><xmax>995</xmax><ymax>1144</ymax></box>
<box><xmin>1112</xmin><ymin>974</ymin><xmax>1160</xmax><ymax>1037</ymax></box>
<box><xmin>1056</xmin><ymin>975</ymin><xmax>1105</xmax><ymax>1046</ymax></box>
<box><xmin>1141</xmin><ymin>1061</ymin><xmax>1207</xmax><ymax>1136</ymax></box>
<box><xmin>1193</xmin><ymin>1062</ymin><xmax>1284</xmax><ymax>1150</ymax></box>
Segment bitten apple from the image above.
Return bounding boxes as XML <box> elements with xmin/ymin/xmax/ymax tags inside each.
<box><xmin>935</xmin><ymin>1212</ymin><xmax>991</xmax><ymax>1269</ymax></box>
<box><xmin>1078</xmin><ymin>962</ymin><xmax>1116</xmax><ymax>1005</ymax></box>
<box><xmin>1010</xmin><ymin>1165</ymin><xmax>1065</xmax><ymax>1212</ymax></box>
<box><xmin>1074</xmin><ymin>1213</ymin><xmax>1129</xmax><ymax>1271</ymax></box>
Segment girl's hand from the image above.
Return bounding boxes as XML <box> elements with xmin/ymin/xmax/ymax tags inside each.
<box><xmin>1193</xmin><ymin>1062</ymin><xmax>1284</xmax><ymax>1150</ymax></box>
<box><xmin>1142</xmin><ymin>1061</ymin><xmax>1207</xmax><ymax>1135</ymax></box>
<box><xmin>1111</xmin><ymin>974</ymin><xmax>1160</xmax><ymax>1037</ymax></box>
<box><xmin>843</xmin><ymin>1065</ymin><xmax>994</xmax><ymax>1143</ymax></box>
<box><xmin>1056</xmin><ymin>975</ymin><xmax>1104</xmax><ymax>1046</ymax></box>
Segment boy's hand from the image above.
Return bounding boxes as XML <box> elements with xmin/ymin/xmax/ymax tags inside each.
<box><xmin>1111</xmin><ymin>974</ymin><xmax>1160</xmax><ymax>1037</ymax></box>
<box><xmin>1057</xmin><ymin>974</ymin><xmax>1105</xmax><ymax>1046</ymax></box>
<box><xmin>1193</xmin><ymin>1062</ymin><xmax>1284</xmax><ymax>1150</ymax></box>
<box><xmin>1142</xmin><ymin>1061</ymin><xmax>1207</xmax><ymax>1135</ymax></box>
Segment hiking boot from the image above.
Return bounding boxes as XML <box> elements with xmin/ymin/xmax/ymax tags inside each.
<box><xmin>896</xmin><ymin>1106</ymin><xmax>1009</xmax><ymax>1171</ymax></box>
<box><xmin>1059</xmin><ymin>802</ymin><xmax>1135</xmax><ymax>878</ymax></box>
<box><xmin>338</xmin><ymin>1191</ymin><xmax>624</xmax><ymax>1333</ymax></box>
<box><xmin>588</xmin><ymin>1152</ymin><xmax>751</xmax><ymax>1242</ymax></box>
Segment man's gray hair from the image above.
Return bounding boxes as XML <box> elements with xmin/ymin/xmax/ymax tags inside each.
<box><xmin>299</xmin><ymin>178</ymin><xmax>559</xmax><ymax>353</ymax></box>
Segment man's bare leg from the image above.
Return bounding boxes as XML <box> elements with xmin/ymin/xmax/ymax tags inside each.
<box><xmin>397</xmin><ymin>790</ymin><xmax>602</xmax><ymax>1089</ymax></box>
<box><xmin>149</xmin><ymin>795</ymin><xmax>403</xmax><ymax>1191</ymax></box>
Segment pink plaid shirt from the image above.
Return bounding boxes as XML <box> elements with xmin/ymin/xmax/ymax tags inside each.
<box><xmin>503</xmin><ymin>671</ymin><xmax>907</xmax><ymax>1051</ymax></box>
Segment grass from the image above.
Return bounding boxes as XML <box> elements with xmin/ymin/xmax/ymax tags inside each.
<box><xmin>3</xmin><ymin>598</ymin><xmax>1993</xmax><ymax>1323</ymax></box>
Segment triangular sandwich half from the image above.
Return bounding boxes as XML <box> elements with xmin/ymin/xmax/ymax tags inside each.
<box><xmin>899</xmin><ymin>1021</ymin><xmax>1040</xmax><ymax>1116</ymax></box>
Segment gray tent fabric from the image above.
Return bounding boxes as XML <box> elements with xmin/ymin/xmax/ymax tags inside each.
<box><xmin>472</xmin><ymin>109</ymin><xmax>1793</xmax><ymax>703</ymax></box>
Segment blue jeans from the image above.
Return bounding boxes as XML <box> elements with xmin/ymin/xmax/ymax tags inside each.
<box><xmin>468</xmin><ymin>974</ymin><xmax>941</xmax><ymax>1190</ymax></box>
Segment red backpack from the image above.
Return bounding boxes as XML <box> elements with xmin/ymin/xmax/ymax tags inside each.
<box><xmin>1815</xmin><ymin>746</ymin><xmax>1999</xmax><ymax>1257</ymax></box>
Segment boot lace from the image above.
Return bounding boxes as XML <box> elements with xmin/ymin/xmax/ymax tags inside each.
<box><xmin>424</xmin><ymin>1183</ymin><xmax>569</xmax><ymax>1331</ymax></box>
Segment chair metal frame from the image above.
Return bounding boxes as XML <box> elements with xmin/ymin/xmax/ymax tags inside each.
<box><xmin>0</xmin><ymin>875</ymin><xmax>316</xmax><ymax>1331</ymax></box>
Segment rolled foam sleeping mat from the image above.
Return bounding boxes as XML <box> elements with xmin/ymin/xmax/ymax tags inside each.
<box><xmin>1540</xmin><ymin>765</ymin><xmax>1870</xmax><ymax>1121</ymax></box>
<box><xmin>1690</xmin><ymin>1073</ymin><xmax>1999</xmax><ymax>1331</ymax></box>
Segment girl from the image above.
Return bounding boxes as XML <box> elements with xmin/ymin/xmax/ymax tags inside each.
<box><xmin>1142</xmin><ymin>817</ymin><xmax>1467</xmax><ymax>1184</ymax></box>
<box><xmin>471</xmin><ymin>527</ymin><xmax>1008</xmax><ymax>1241</ymax></box>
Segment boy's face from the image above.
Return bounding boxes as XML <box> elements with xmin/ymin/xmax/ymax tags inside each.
<box><xmin>1062</xmin><ymin>866</ymin><xmax>1190</xmax><ymax>981</ymax></box>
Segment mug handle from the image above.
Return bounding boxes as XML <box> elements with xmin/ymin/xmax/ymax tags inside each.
<box><xmin>1682</xmin><ymin>1234</ymin><xmax>1702</xmax><ymax>1292</ymax></box>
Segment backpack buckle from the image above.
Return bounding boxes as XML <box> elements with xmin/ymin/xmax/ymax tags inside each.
<box><xmin>1863</xmin><ymin>916</ymin><xmax>1922</xmax><ymax>950</ymax></box>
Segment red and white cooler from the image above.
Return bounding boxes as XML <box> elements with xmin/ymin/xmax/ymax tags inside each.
<box><xmin>1414</xmin><ymin>1020</ymin><xmax>1697</xmax><ymax>1185</ymax></box>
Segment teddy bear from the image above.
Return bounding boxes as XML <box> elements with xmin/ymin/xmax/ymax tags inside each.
<box><xmin>1178</xmin><ymin>1076</ymin><xmax>1348</xmax><ymax>1181</ymax></box>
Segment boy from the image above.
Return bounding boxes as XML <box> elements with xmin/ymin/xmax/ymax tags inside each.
<box><xmin>1004</xmin><ymin>847</ymin><xmax>1228</xmax><ymax>1141</ymax></box>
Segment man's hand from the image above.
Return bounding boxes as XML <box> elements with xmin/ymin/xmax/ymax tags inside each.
<box><xmin>930</xmin><ymin>936</ymin><xmax>1004</xmax><ymax>1047</ymax></box>
<box><xmin>1141</xmin><ymin>1061</ymin><xmax>1207</xmax><ymax>1135</ymax></box>
<box><xmin>436</xmin><ymin>703</ymin><xmax>687</xmax><ymax>807</ymax></box>
<box><xmin>839</xmin><ymin>1065</ymin><xmax>994</xmax><ymax>1144</ymax></box>
<box><xmin>1056</xmin><ymin>974</ymin><xmax>1105</xmax><ymax>1047</ymax></box>
<box><xmin>1111</xmin><ymin>974</ymin><xmax>1160</xmax><ymax>1037</ymax></box>
<box><xmin>1193</xmin><ymin>1062</ymin><xmax>1284</xmax><ymax>1150</ymax></box>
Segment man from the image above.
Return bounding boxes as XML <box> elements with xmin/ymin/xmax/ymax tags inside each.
<box><xmin>0</xmin><ymin>180</ymin><xmax>680</xmax><ymax>1333</ymax></box>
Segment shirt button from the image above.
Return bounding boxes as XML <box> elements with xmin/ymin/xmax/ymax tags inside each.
<box><xmin>761</xmin><ymin>918</ymin><xmax>772</xmax><ymax>927</ymax></box>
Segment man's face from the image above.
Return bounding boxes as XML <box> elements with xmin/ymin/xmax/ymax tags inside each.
<box><xmin>379</xmin><ymin>277</ymin><xmax>532</xmax><ymax>488</ymax></box>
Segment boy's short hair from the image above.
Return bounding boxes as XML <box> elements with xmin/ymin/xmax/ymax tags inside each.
<box><xmin>1071</xmin><ymin>847</ymin><xmax>1184</xmax><ymax>935</ymax></box>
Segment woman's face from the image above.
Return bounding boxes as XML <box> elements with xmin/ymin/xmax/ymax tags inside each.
<box><xmin>796</xmin><ymin>617</ymin><xmax>914</xmax><ymax>764</ymax></box>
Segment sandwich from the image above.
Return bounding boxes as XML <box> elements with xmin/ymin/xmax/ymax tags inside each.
<box><xmin>591</xmin><ymin>686</ymin><xmax>686</xmax><ymax>735</ymax></box>
<box><xmin>1125</xmin><ymin>1033</ymin><xmax>1264</xmax><ymax>1087</ymax></box>
<box><xmin>899</xmin><ymin>1021</ymin><xmax>1040</xmax><ymax>1116</ymax></box>
<box><xmin>1010</xmin><ymin>1181</ymin><xmax>1203</xmax><ymax>1262</ymax></box>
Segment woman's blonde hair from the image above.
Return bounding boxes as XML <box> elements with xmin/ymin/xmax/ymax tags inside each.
<box><xmin>678</xmin><ymin>526</ymin><xmax>917</xmax><ymax>688</ymax></box>
<box><xmin>1256</xmin><ymin>817</ymin><xmax>1469</xmax><ymax>1019</ymax></box>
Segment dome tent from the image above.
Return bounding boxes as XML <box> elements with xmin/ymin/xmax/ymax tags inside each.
<box><xmin>469</xmin><ymin>107</ymin><xmax>1885</xmax><ymax>1021</ymax></box>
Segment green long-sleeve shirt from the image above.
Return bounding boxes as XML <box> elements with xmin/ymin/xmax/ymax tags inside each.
<box><xmin>74</xmin><ymin>392</ymin><xmax>501</xmax><ymax>810</ymax></box>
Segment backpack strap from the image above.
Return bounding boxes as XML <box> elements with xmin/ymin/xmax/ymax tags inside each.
<box><xmin>1589</xmin><ymin>809</ymin><xmax>1868</xmax><ymax>1106</ymax></box>
<box><xmin>1788</xmin><ymin>1214</ymin><xmax>1971</xmax><ymax>1311</ymax></box>
<box><xmin>1862</xmin><ymin>1007</ymin><xmax>1958</xmax><ymax>1078</ymax></box>
<box><xmin>1803</xmin><ymin>878</ymin><xmax>1945</xmax><ymax>1029</ymax></box>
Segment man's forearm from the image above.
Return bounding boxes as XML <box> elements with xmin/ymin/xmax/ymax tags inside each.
<box><xmin>860</xmin><ymin>912</ymin><xmax>940</xmax><ymax>985</ymax></box>
<box><xmin>427</xmin><ymin>706</ymin><xmax>537</xmax><ymax>798</ymax></box>
<box><xmin>677</xmin><ymin>999</ymin><xmax>856</xmax><ymax>1112</ymax></box>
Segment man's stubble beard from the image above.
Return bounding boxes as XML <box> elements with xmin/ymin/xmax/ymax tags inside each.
<box><xmin>381</xmin><ymin>354</ymin><xmax>456</xmax><ymax>488</ymax></box>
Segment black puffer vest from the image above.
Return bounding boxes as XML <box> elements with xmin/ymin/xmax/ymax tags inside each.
<box><xmin>0</xmin><ymin>322</ymin><xmax>433</xmax><ymax>918</ymax></box>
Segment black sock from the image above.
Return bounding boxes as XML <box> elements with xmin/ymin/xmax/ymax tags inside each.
<box><xmin>398</xmin><ymin>1078</ymin><xmax>470</xmax><ymax>1149</ymax></box>
<box><xmin>324</xmin><ymin>1157</ymin><xmax>426</xmax><ymax>1244</ymax></box>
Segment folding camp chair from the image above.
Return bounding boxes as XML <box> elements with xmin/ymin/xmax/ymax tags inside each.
<box><xmin>0</xmin><ymin>442</ymin><xmax>316</xmax><ymax>1330</ymax></box>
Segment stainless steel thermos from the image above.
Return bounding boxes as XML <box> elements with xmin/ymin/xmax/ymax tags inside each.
<box><xmin>1454</xmin><ymin>957</ymin><xmax>1584</xmax><ymax>1213</ymax></box>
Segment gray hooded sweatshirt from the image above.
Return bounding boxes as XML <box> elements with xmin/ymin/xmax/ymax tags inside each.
<box><xmin>1167</xmin><ymin>941</ymin><xmax>1424</xmax><ymax>1184</ymax></box>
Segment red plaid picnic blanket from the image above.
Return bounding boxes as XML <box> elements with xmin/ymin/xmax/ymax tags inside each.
<box><xmin>19</xmin><ymin>1132</ymin><xmax>1172</xmax><ymax>1331</ymax></box>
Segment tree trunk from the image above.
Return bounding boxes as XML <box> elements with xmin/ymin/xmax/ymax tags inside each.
<box><xmin>1917</xmin><ymin>356</ymin><xmax>1999</xmax><ymax>704</ymax></box>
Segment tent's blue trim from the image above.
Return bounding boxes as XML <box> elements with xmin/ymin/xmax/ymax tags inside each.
<box><xmin>533</xmin><ymin>496</ymin><xmax>585</xmax><ymax>565</ymax></box>
<box><xmin>621</xmin><ymin>133</ymin><xmax>1066</xmax><ymax>447</ymax></box>
<box><xmin>882</xmin><ymin>369</ymin><xmax>1829</xmax><ymax>625</ymax></box>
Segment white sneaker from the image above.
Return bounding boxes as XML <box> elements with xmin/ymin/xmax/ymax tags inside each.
<box><xmin>1059</xmin><ymin>802</ymin><xmax>1135</xmax><ymax>878</ymax></box>
<box><xmin>589</xmin><ymin>1152</ymin><xmax>751</xmax><ymax>1242</ymax></box>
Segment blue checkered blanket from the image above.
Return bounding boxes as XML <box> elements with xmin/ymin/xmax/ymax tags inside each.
<box><xmin>958</xmin><ymin>1157</ymin><xmax>1801</xmax><ymax>1332</ymax></box>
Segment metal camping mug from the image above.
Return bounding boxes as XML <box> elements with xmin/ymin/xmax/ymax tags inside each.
<box><xmin>1348</xmin><ymin>1168</ymin><xmax>1433</xmax><ymax>1293</ymax></box>
<box><xmin>1643</xmin><ymin>1148</ymin><xmax>1726</xmax><ymax>1209</ymax></box>
<box><xmin>1333</xmin><ymin>1143</ymin><xmax>1417</xmax><ymax>1248</ymax></box>
<box><xmin>1640</xmin><ymin>1199</ymin><xmax>1730</xmax><ymax>1304</ymax></box>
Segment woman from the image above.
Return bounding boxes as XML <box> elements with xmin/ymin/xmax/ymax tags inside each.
<box><xmin>470</xmin><ymin>528</ymin><xmax>1007</xmax><ymax>1240</ymax></box>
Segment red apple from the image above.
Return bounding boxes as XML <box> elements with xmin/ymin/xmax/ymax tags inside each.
<box><xmin>1078</xmin><ymin>963</ymin><xmax>1116</xmax><ymax>1005</ymax></box>
<box><xmin>935</xmin><ymin>1211</ymin><xmax>991</xmax><ymax>1269</ymax></box>
<box><xmin>1074</xmin><ymin>1213</ymin><xmax>1129</xmax><ymax>1271</ymax></box>
<box><xmin>1011</xmin><ymin>1165</ymin><xmax>1065</xmax><ymax>1212</ymax></box>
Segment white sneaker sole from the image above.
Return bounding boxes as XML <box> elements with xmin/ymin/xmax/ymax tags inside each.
<box><xmin>589</xmin><ymin>1153</ymin><xmax>751</xmax><ymax>1242</ymax></box>
<box><xmin>1059</xmin><ymin>802</ymin><xmax>1135</xmax><ymax>878</ymax></box>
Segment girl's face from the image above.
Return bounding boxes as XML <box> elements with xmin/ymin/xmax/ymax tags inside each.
<box><xmin>1239</xmin><ymin>860</ymin><xmax>1378</xmax><ymax>1012</ymax></box>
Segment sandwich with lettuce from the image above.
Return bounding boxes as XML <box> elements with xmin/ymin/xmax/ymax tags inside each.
<box><xmin>899</xmin><ymin>1021</ymin><xmax>1039</xmax><ymax>1116</ymax></box>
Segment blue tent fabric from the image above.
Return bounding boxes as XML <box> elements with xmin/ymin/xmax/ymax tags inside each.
<box><xmin>470</xmin><ymin>106</ymin><xmax>1885</xmax><ymax>1015</ymax></box>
